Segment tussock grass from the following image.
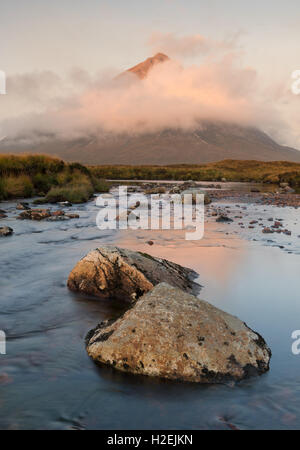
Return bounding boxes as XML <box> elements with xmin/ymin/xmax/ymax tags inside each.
<box><xmin>1</xmin><ymin>175</ymin><xmax>34</xmax><ymax>199</ymax></box>
<box><xmin>1</xmin><ymin>154</ymin><xmax>299</xmax><ymax>201</ymax></box>
<box><xmin>45</xmin><ymin>185</ymin><xmax>93</xmax><ymax>204</ymax></box>
<box><xmin>92</xmin><ymin>177</ymin><xmax>111</xmax><ymax>193</ymax></box>
<box><xmin>0</xmin><ymin>154</ymin><xmax>111</xmax><ymax>202</ymax></box>
<box><xmin>45</xmin><ymin>172</ymin><xmax>95</xmax><ymax>203</ymax></box>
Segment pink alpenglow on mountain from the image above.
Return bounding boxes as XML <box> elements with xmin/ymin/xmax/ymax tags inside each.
<box><xmin>126</xmin><ymin>53</ymin><xmax>170</xmax><ymax>79</ymax></box>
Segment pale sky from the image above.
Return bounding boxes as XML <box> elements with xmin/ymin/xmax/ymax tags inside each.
<box><xmin>0</xmin><ymin>0</ymin><xmax>299</xmax><ymax>147</ymax></box>
<box><xmin>1</xmin><ymin>0</ymin><xmax>299</xmax><ymax>77</ymax></box>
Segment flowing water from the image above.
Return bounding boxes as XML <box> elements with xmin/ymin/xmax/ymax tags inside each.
<box><xmin>0</xmin><ymin>191</ymin><xmax>299</xmax><ymax>430</ymax></box>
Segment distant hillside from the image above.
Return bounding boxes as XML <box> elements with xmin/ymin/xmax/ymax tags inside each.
<box><xmin>2</xmin><ymin>121</ymin><xmax>299</xmax><ymax>164</ymax></box>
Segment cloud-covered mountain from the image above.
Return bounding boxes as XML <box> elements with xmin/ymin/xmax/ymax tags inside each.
<box><xmin>1</xmin><ymin>52</ymin><xmax>300</xmax><ymax>163</ymax></box>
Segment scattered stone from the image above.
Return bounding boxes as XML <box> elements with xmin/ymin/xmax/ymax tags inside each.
<box><xmin>180</xmin><ymin>189</ymin><xmax>211</xmax><ymax>205</ymax></box>
<box><xmin>262</xmin><ymin>227</ymin><xmax>274</xmax><ymax>234</ymax></box>
<box><xmin>86</xmin><ymin>283</ymin><xmax>271</xmax><ymax>383</ymax></box>
<box><xmin>145</xmin><ymin>187</ymin><xmax>167</xmax><ymax>195</ymax></box>
<box><xmin>147</xmin><ymin>240</ymin><xmax>154</xmax><ymax>246</ymax></box>
<box><xmin>58</xmin><ymin>201</ymin><xmax>73</xmax><ymax>207</ymax></box>
<box><xmin>47</xmin><ymin>216</ymin><xmax>69</xmax><ymax>222</ymax></box>
<box><xmin>16</xmin><ymin>202</ymin><xmax>30</xmax><ymax>211</ymax></box>
<box><xmin>17</xmin><ymin>209</ymin><xmax>51</xmax><ymax>221</ymax></box>
<box><xmin>51</xmin><ymin>210</ymin><xmax>65</xmax><ymax>217</ymax></box>
<box><xmin>66</xmin><ymin>214</ymin><xmax>80</xmax><ymax>219</ymax></box>
<box><xmin>68</xmin><ymin>246</ymin><xmax>200</xmax><ymax>303</ymax></box>
<box><xmin>216</xmin><ymin>215</ymin><xmax>233</xmax><ymax>223</ymax></box>
<box><xmin>17</xmin><ymin>208</ymin><xmax>79</xmax><ymax>221</ymax></box>
<box><xmin>0</xmin><ymin>226</ymin><xmax>13</xmax><ymax>237</ymax></box>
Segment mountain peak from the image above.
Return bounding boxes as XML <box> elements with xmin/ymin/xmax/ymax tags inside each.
<box><xmin>153</xmin><ymin>52</ymin><xmax>169</xmax><ymax>61</ymax></box>
<box><xmin>126</xmin><ymin>52</ymin><xmax>169</xmax><ymax>79</ymax></box>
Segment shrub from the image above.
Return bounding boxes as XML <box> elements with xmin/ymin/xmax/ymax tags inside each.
<box><xmin>0</xmin><ymin>178</ymin><xmax>6</xmax><ymax>200</ymax></box>
<box><xmin>32</xmin><ymin>173</ymin><xmax>56</xmax><ymax>193</ymax></box>
<box><xmin>0</xmin><ymin>154</ymin><xmax>65</xmax><ymax>177</ymax></box>
<box><xmin>2</xmin><ymin>175</ymin><xmax>34</xmax><ymax>198</ymax></box>
<box><xmin>45</xmin><ymin>183</ymin><xmax>94</xmax><ymax>203</ymax></box>
<box><xmin>92</xmin><ymin>178</ymin><xmax>111</xmax><ymax>193</ymax></box>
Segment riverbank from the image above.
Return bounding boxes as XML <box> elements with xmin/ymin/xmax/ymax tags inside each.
<box><xmin>90</xmin><ymin>160</ymin><xmax>300</xmax><ymax>189</ymax></box>
<box><xmin>1</xmin><ymin>155</ymin><xmax>300</xmax><ymax>205</ymax></box>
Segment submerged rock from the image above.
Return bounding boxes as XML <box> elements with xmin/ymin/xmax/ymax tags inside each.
<box><xmin>16</xmin><ymin>202</ymin><xmax>30</xmax><ymax>211</ymax></box>
<box><xmin>68</xmin><ymin>246</ymin><xmax>200</xmax><ymax>302</ymax></box>
<box><xmin>66</xmin><ymin>213</ymin><xmax>80</xmax><ymax>219</ymax></box>
<box><xmin>17</xmin><ymin>209</ymin><xmax>52</xmax><ymax>221</ymax></box>
<box><xmin>216</xmin><ymin>215</ymin><xmax>233</xmax><ymax>223</ymax></box>
<box><xmin>180</xmin><ymin>189</ymin><xmax>211</xmax><ymax>205</ymax></box>
<box><xmin>17</xmin><ymin>208</ymin><xmax>79</xmax><ymax>221</ymax></box>
<box><xmin>0</xmin><ymin>226</ymin><xmax>13</xmax><ymax>237</ymax></box>
<box><xmin>86</xmin><ymin>283</ymin><xmax>271</xmax><ymax>383</ymax></box>
<box><xmin>58</xmin><ymin>201</ymin><xmax>73</xmax><ymax>207</ymax></box>
<box><xmin>47</xmin><ymin>215</ymin><xmax>69</xmax><ymax>222</ymax></box>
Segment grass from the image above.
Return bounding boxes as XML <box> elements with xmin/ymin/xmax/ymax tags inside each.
<box><xmin>90</xmin><ymin>160</ymin><xmax>300</xmax><ymax>186</ymax></box>
<box><xmin>45</xmin><ymin>185</ymin><xmax>93</xmax><ymax>204</ymax></box>
<box><xmin>0</xmin><ymin>175</ymin><xmax>34</xmax><ymax>199</ymax></box>
<box><xmin>45</xmin><ymin>172</ymin><xmax>94</xmax><ymax>203</ymax></box>
<box><xmin>0</xmin><ymin>154</ymin><xmax>110</xmax><ymax>202</ymax></box>
<box><xmin>92</xmin><ymin>177</ymin><xmax>111</xmax><ymax>193</ymax></box>
<box><xmin>1</xmin><ymin>154</ymin><xmax>300</xmax><ymax>202</ymax></box>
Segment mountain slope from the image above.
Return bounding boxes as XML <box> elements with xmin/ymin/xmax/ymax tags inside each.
<box><xmin>1</xmin><ymin>53</ymin><xmax>300</xmax><ymax>164</ymax></box>
<box><xmin>2</xmin><ymin>122</ymin><xmax>300</xmax><ymax>164</ymax></box>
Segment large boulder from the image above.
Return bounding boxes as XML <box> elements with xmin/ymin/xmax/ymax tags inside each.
<box><xmin>86</xmin><ymin>283</ymin><xmax>271</xmax><ymax>383</ymax></box>
<box><xmin>68</xmin><ymin>246</ymin><xmax>200</xmax><ymax>302</ymax></box>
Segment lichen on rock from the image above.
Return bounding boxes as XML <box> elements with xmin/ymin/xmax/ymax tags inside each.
<box><xmin>86</xmin><ymin>283</ymin><xmax>271</xmax><ymax>383</ymax></box>
<box><xmin>67</xmin><ymin>246</ymin><xmax>200</xmax><ymax>303</ymax></box>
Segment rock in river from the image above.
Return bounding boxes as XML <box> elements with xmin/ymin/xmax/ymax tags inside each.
<box><xmin>0</xmin><ymin>226</ymin><xmax>13</xmax><ymax>237</ymax></box>
<box><xmin>17</xmin><ymin>209</ymin><xmax>52</xmax><ymax>221</ymax></box>
<box><xmin>86</xmin><ymin>283</ymin><xmax>271</xmax><ymax>383</ymax></box>
<box><xmin>216</xmin><ymin>215</ymin><xmax>233</xmax><ymax>223</ymax></box>
<box><xmin>68</xmin><ymin>246</ymin><xmax>200</xmax><ymax>302</ymax></box>
<box><xmin>16</xmin><ymin>202</ymin><xmax>30</xmax><ymax>211</ymax></box>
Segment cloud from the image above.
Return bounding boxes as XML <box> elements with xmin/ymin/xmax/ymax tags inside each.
<box><xmin>147</xmin><ymin>32</ymin><xmax>242</xmax><ymax>58</ymax></box>
<box><xmin>0</xmin><ymin>37</ymin><xmax>297</xmax><ymax>149</ymax></box>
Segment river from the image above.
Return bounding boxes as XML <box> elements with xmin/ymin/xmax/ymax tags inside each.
<box><xmin>0</xmin><ymin>189</ymin><xmax>299</xmax><ymax>430</ymax></box>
